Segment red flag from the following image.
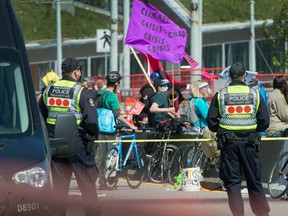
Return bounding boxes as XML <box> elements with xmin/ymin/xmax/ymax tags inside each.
<box><xmin>201</xmin><ymin>69</ymin><xmax>219</xmax><ymax>80</ymax></box>
<box><xmin>139</xmin><ymin>52</ymin><xmax>186</xmax><ymax>88</ymax></box>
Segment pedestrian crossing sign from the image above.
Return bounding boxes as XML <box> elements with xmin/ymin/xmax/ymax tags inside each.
<box><xmin>96</xmin><ymin>29</ymin><xmax>111</xmax><ymax>53</ymax></box>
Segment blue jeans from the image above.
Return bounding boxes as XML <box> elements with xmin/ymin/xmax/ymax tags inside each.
<box><xmin>270</xmin><ymin>131</ymin><xmax>283</xmax><ymax>137</ymax></box>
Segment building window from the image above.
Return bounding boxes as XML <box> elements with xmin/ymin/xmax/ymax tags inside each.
<box><xmin>203</xmin><ymin>45</ymin><xmax>222</xmax><ymax>70</ymax></box>
<box><xmin>225</xmin><ymin>42</ymin><xmax>249</xmax><ymax>67</ymax></box>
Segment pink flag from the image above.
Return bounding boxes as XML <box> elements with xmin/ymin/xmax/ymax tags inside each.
<box><xmin>125</xmin><ymin>0</ymin><xmax>187</xmax><ymax>64</ymax></box>
<box><xmin>201</xmin><ymin>70</ymin><xmax>219</xmax><ymax>80</ymax></box>
<box><xmin>129</xmin><ymin>100</ymin><xmax>145</xmax><ymax>115</ymax></box>
<box><xmin>183</xmin><ymin>53</ymin><xmax>199</xmax><ymax>69</ymax></box>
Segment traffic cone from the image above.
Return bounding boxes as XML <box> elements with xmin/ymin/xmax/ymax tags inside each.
<box><xmin>125</xmin><ymin>97</ymin><xmax>134</xmax><ymax>125</ymax></box>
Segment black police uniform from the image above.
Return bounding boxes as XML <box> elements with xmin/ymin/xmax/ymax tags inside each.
<box><xmin>206</xmin><ymin>80</ymin><xmax>270</xmax><ymax>216</ymax></box>
<box><xmin>39</xmin><ymin>76</ymin><xmax>101</xmax><ymax>216</ymax></box>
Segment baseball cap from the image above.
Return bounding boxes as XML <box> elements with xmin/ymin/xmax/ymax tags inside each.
<box><xmin>229</xmin><ymin>62</ymin><xmax>246</xmax><ymax>78</ymax></box>
<box><xmin>61</xmin><ymin>57</ymin><xmax>84</xmax><ymax>74</ymax></box>
<box><xmin>160</xmin><ymin>79</ymin><xmax>170</xmax><ymax>86</ymax></box>
<box><xmin>150</xmin><ymin>72</ymin><xmax>161</xmax><ymax>80</ymax></box>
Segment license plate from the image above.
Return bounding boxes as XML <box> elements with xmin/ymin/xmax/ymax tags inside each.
<box><xmin>17</xmin><ymin>202</ymin><xmax>40</xmax><ymax>212</ymax></box>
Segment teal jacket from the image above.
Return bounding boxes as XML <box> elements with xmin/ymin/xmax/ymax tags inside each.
<box><xmin>188</xmin><ymin>94</ymin><xmax>209</xmax><ymax>128</ymax></box>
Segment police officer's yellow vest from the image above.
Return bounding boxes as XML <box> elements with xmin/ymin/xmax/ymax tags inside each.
<box><xmin>43</xmin><ymin>80</ymin><xmax>84</xmax><ymax>125</ymax></box>
<box><xmin>217</xmin><ymin>85</ymin><xmax>260</xmax><ymax>131</ymax></box>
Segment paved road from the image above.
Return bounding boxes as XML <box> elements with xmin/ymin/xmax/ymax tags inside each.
<box><xmin>67</xmin><ymin>178</ymin><xmax>288</xmax><ymax>216</ymax></box>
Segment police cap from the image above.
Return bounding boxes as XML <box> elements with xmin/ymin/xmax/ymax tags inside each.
<box><xmin>229</xmin><ymin>62</ymin><xmax>246</xmax><ymax>78</ymax></box>
<box><xmin>62</xmin><ymin>57</ymin><xmax>84</xmax><ymax>74</ymax></box>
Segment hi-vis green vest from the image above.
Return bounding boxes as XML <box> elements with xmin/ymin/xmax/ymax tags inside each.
<box><xmin>217</xmin><ymin>85</ymin><xmax>260</xmax><ymax>131</ymax></box>
<box><xmin>43</xmin><ymin>80</ymin><xmax>84</xmax><ymax>125</ymax></box>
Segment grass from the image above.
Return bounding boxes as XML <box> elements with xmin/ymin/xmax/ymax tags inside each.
<box><xmin>11</xmin><ymin>0</ymin><xmax>283</xmax><ymax>42</ymax></box>
<box><xmin>179</xmin><ymin>0</ymin><xmax>282</xmax><ymax>23</ymax></box>
<box><xmin>12</xmin><ymin>0</ymin><xmax>112</xmax><ymax>42</ymax></box>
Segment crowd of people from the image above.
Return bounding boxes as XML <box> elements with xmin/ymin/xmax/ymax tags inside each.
<box><xmin>39</xmin><ymin>57</ymin><xmax>288</xmax><ymax>216</ymax></box>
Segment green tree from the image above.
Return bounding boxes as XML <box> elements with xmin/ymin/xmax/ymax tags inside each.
<box><xmin>262</xmin><ymin>0</ymin><xmax>288</xmax><ymax>71</ymax></box>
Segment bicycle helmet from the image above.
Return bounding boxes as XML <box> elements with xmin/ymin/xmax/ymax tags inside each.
<box><xmin>106</xmin><ymin>71</ymin><xmax>122</xmax><ymax>83</ymax></box>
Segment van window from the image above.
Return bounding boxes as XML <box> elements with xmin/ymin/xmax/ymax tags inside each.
<box><xmin>0</xmin><ymin>51</ymin><xmax>29</xmax><ymax>135</ymax></box>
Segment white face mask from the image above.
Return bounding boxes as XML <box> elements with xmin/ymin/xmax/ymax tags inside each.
<box><xmin>161</xmin><ymin>86</ymin><xmax>169</xmax><ymax>92</ymax></box>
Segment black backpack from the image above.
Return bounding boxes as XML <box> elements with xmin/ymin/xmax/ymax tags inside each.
<box><xmin>139</xmin><ymin>84</ymin><xmax>156</xmax><ymax>114</ymax></box>
<box><xmin>139</xmin><ymin>92</ymin><xmax>156</xmax><ymax>114</ymax></box>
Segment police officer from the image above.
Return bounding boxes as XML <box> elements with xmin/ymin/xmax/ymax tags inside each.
<box><xmin>206</xmin><ymin>62</ymin><xmax>270</xmax><ymax>216</ymax></box>
<box><xmin>39</xmin><ymin>57</ymin><xmax>101</xmax><ymax>216</ymax></box>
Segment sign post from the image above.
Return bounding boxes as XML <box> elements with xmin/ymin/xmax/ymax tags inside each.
<box><xmin>97</xmin><ymin>29</ymin><xmax>111</xmax><ymax>75</ymax></box>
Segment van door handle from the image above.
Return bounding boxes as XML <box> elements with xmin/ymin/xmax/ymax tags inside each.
<box><xmin>0</xmin><ymin>143</ymin><xmax>7</xmax><ymax>149</ymax></box>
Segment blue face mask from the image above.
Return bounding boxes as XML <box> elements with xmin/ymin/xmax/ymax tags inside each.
<box><xmin>161</xmin><ymin>86</ymin><xmax>168</xmax><ymax>92</ymax></box>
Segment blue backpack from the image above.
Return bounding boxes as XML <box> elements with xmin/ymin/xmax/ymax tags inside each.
<box><xmin>95</xmin><ymin>91</ymin><xmax>116</xmax><ymax>133</ymax></box>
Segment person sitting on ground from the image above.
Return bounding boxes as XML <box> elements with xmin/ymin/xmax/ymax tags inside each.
<box><xmin>266</xmin><ymin>76</ymin><xmax>288</xmax><ymax>137</ymax></box>
<box><xmin>137</xmin><ymin>113</ymin><xmax>149</xmax><ymax>128</ymax></box>
<box><xmin>149</xmin><ymin>79</ymin><xmax>176</xmax><ymax>127</ymax></box>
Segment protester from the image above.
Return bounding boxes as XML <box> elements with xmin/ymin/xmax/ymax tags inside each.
<box><xmin>137</xmin><ymin>112</ymin><xmax>149</xmax><ymax>128</ymax></box>
<box><xmin>187</xmin><ymin>80</ymin><xmax>211</xmax><ymax>128</ymax></box>
<box><xmin>38</xmin><ymin>57</ymin><xmax>101</xmax><ymax>216</ymax></box>
<box><xmin>266</xmin><ymin>76</ymin><xmax>288</xmax><ymax>137</ymax></box>
<box><xmin>138</xmin><ymin>71</ymin><xmax>161</xmax><ymax>126</ymax></box>
<box><xmin>95</xmin><ymin>79</ymin><xmax>106</xmax><ymax>91</ymax></box>
<box><xmin>82</xmin><ymin>76</ymin><xmax>98</xmax><ymax>100</ymax></box>
<box><xmin>37</xmin><ymin>70</ymin><xmax>60</xmax><ymax>102</ymax></box>
<box><xmin>206</xmin><ymin>62</ymin><xmax>270</xmax><ymax>216</ymax></box>
<box><xmin>97</xmin><ymin>71</ymin><xmax>138</xmax><ymax>190</ymax></box>
<box><xmin>139</xmin><ymin>71</ymin><xmax>160</xmax><ymax>109</ymax></box>
<box><xmin>82</xmin><ymin>77</ymin><xmax>95</xmax><ymax>90</ymax></box>
<box><xmin>149</xmin><ymin>79</ymin><xmax>176</xmax><ymax>127</ymax></box>
<box><xmin>168</xmin><ymin>84</ymin><xmax>184</xmax><ymax>113</ymax></box>
<box><xmin>248</xmin><ymin>77</ymin><xmax>268</xmax><ymax>105</ymax></box>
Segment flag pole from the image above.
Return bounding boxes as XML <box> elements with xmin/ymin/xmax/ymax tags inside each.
<box><xmin>171</xmin><ymin>64</ymin><xmax>175</xmax><ymax>108</ymax></box>
<box><xmin>129</xmin><ymin>46</ymin><xmax>156</xmax><ymax>92</ymax></box>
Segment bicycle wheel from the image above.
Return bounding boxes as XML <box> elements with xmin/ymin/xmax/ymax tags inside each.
<box><xmin>168</xmin><ymin>144</ymin><xmax>195</xmax><ymax>185</ymax></box>
<box><xmin>126</xmin><ymin>145</ymin><xmax>147</xmax><ymax>189</ymax></box>
<box><xmin>104</xmin><ymin>147</ymin><xmax>119</xmax><ymax>190</ymax></box>
<box><xmin>147</xmin><ymin>144</ymin><xmax>178</xmax><ymax>183</ymax></box>
<box><xmin>192</xmin><ymin>148</ymin><xmax>207</xmax><ymax>168</ymax></box>
<box><xmin>192</xmin><ymin>148</ymin><xmax>222</xmax><ymax>190</ymax></box>
<box><xmin>268</xmin><ymin>152</ymin><xmax>288</xmax><ymax>198</ymax></box>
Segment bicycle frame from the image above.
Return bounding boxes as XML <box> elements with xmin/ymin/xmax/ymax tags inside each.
<box><xmin>116</xmin><ymin>133</ymin><xmax>142</xmax><ymax>171</ymax></box>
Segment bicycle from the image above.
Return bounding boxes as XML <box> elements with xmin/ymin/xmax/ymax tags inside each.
<box><xmin>268</xmin><ymin>151</ymin><xmax>288</xmax><ymax>198</ymax></box>
<box><xmin>103</xmin><ymin>125</ymin><xmax>147</xmax><ymax>190</ymax></box>
<box><xmin>168</xmin><ymin>131</ymin><xmax>202</xmax><ymax>185</ymax></box>
<box><xmin>192</xmin><ymin>147</ymin><xmax>222</xmax><ymax>190</ymax></box>
<box><xmin>147</xmin><ymin>118</ymin><xmax>184</xmax><ymax>183</ymax></box>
